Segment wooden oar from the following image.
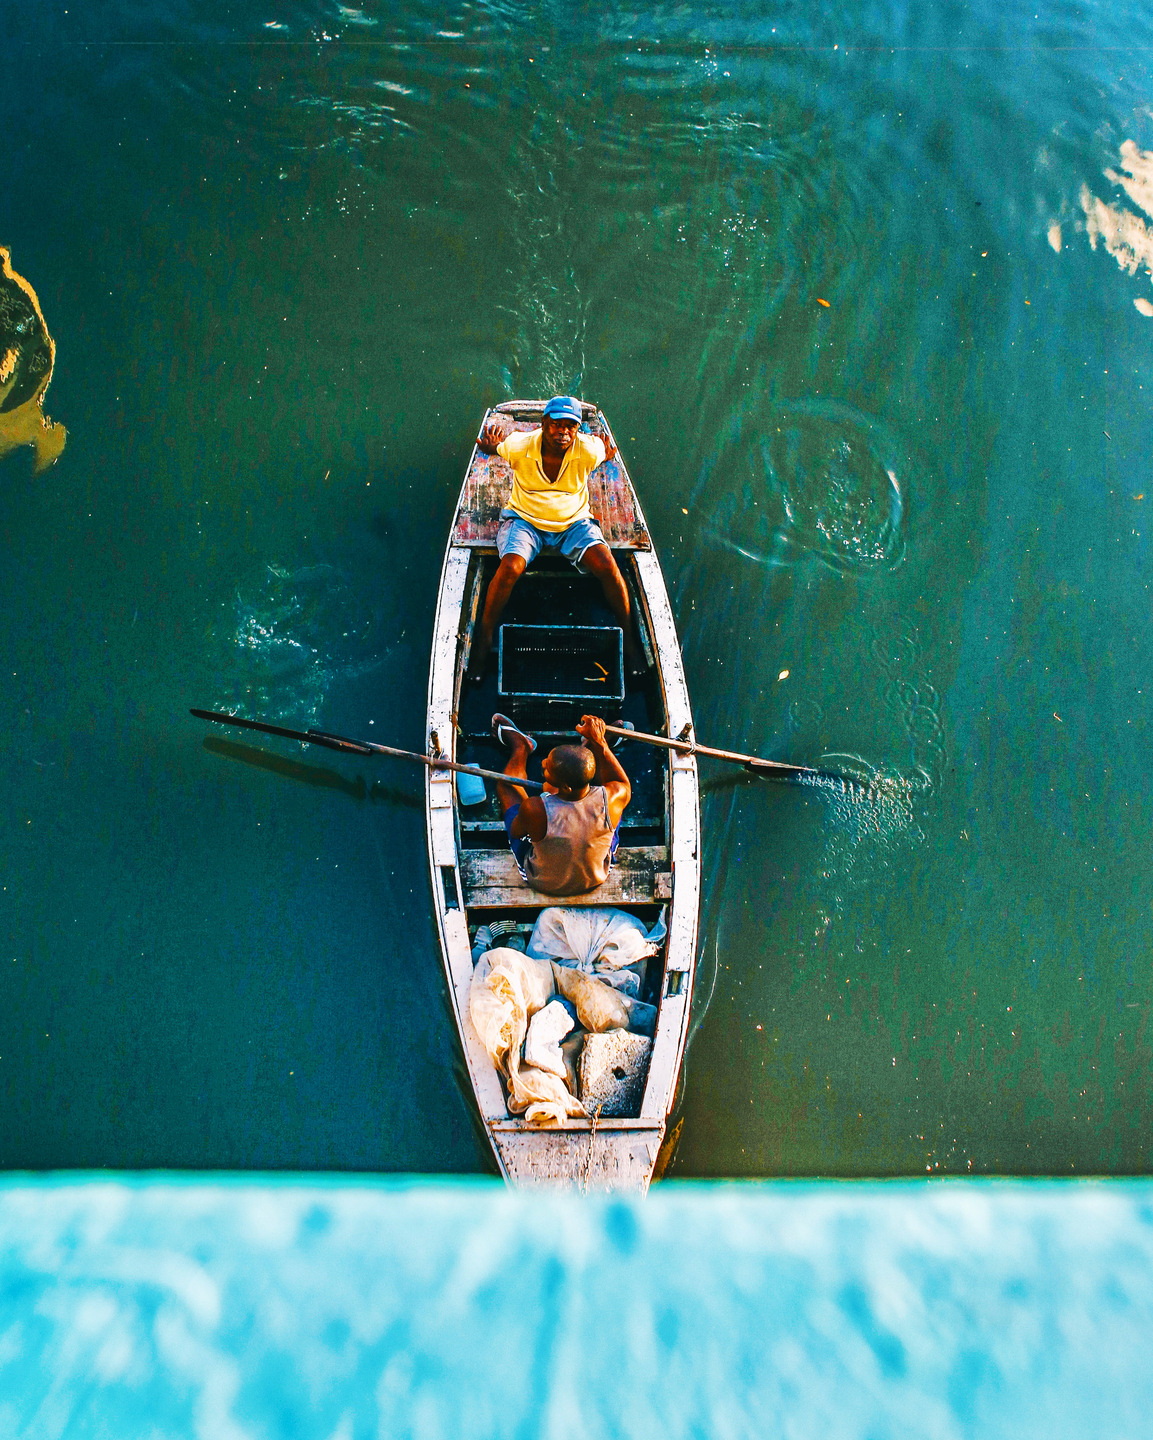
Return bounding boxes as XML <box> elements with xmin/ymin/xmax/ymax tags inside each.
<box><xmin>602</xmin><ymin>721</ymin><xmax>853</xmax><ymax>787</ymax></box>
<box><xmin>190</xmin><ymin>709</ymin><xmax>545</xmax><ymax>793</ymax></box>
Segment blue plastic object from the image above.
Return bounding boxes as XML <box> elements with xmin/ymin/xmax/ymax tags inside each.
<box><xmin>457</xmin><ymin>770</ymin><xmax>487</xmax><ymax>807</ymax></box>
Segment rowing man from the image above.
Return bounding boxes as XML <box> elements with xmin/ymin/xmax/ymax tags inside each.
<box><xmin>468</xmin><ymin>396</ymin><xmax>644</xmax><ymax>678</ymax></box>
<box><xmin>493</xmin><ymin>712</ymin><xmax>631</xmax><ymax>896</ymax></box>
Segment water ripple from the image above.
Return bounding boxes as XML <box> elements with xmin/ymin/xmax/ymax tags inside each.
<box><xmin>211</xmin><ymin>563</ymin><xmax>383</xmax><ymax>725</ymax></box>
<box><xmin>872</xmin><ymin>625</ymin><xmax>947</xmax><ymax>792</ymax></box>
<box><xmin>806</xmin><ymin>755</ymin><xmax>928</xmax><ymax>898</ymax></box>
<box><xmin>701</xmin><ymin>399</ymin><xmax>906</xmax><ymax>575</ymax></box>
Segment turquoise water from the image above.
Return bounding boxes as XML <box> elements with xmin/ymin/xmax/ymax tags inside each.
<box><xmin>2</xmin><ymin>1</ymin><xmax>1152</xmax><ymax>1174</ymax></box>
<box><xmin>2</xmin><ymin>1177</ymin><xmax>1152</xmax><ymax>1437</ymax></box>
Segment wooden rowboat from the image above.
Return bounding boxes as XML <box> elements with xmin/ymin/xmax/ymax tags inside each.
<box><xmin>425</xmin><ymin>400</ymin><xmax>700</xmax><ymax>1192</ymax></box>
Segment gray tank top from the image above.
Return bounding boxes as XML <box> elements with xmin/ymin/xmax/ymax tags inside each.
<box><xmin>525</xmin><ymin>787</ymin><xmax>614</xmax><ymax>896</ymax></box>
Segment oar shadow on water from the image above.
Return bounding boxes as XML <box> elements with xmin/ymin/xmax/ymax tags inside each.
<box><xmin>701</xmin><ymin>769</ymin><xmax>776</xmax><ymax>797</ymax></box>
<box><xmin>202</xmin><ymin>738</ymin><xmax>422</xmax><ymax>811</ymax></box>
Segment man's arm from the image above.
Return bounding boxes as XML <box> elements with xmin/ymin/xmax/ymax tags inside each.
<box><xmin>476</xmin><ymin>413</ymin><xmax>514</xmax><ymax>456</ymax></box>
<box><xmin>575</xmin><ymin>714</ymin><xmax>631</xmax><ymax>829</ymax></box>
<box><xmin>589</xmin><ymin>423</ymin><xmax>617</xmax><ymax>466</ymax></box>
<box><xmin>508</xmin><ymin>793</ymin><xmax>548</xmax><ymax>841</ymax></box>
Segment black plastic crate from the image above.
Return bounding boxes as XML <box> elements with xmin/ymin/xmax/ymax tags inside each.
<box><xmin>497</xmin><ymin>624</ymin><xmax>625</xmax><ymax>703</ymax></box>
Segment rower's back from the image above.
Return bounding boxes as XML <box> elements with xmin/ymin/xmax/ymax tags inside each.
<box><xmin>525</xmin><ymin>787</ymin><xmax>615</xmax><ymax>896</ymax></box>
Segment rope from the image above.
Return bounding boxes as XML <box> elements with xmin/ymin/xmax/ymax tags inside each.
<box><xmin>582</xmin><ymin>1103</ymin><xmax>603</xmax><ymax>1194</ymax></box>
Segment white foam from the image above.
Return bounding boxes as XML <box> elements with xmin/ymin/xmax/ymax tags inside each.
<box><xmin>1080</xmin><ymin>182</ymin><xmax>1153</xmax><ymax>278</ymax></box>
<box><xmin>1078</xmin><ymin>140</ymin><xmax>1153</xmax><ymax>307</ymax></box>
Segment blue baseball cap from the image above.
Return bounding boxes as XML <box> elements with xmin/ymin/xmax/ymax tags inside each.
<box><xmin>542</xmin><ymin>395</ymin><xmax>583</xmax><ymax>422</ymax></box>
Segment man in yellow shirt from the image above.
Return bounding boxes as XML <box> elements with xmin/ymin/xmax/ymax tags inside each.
<box><xmin>468</xmin><ymin>396</ymin><xmax>642</xmax><ymax>679</ymax></box>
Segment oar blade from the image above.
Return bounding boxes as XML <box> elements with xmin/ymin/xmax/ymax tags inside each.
<box><xmin>742</xmin><ymin>759</ymin><xmax>794</xmax><ymax>781</ymax></box>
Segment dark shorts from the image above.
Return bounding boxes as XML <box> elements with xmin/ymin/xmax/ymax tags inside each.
<box><xmin>503</xmin><ymin>804</ymin><xmax>621</xmax><ymax>880</ymax></box>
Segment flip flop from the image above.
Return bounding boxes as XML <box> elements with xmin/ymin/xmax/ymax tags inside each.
<box><xmin>612</xmin><ymin>720</ymin><xmax>635</xmax><ymax>750</ymax></box>
<box><xmin>491</xmin><ymin>713</ymin><xmax>537</xmax><ymax>752</ymax></box>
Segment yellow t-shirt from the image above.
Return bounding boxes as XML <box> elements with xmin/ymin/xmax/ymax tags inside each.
<box><xmin>496</xmin><ymin>427</ymin><xmax>606</xmax><ymax>532</ymax></box>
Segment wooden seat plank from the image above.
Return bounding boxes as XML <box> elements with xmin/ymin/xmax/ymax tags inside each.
<box><xmin>460</xmin><ymin>846</ymin><xmax>671</xmax><ymax>907</ymax></box>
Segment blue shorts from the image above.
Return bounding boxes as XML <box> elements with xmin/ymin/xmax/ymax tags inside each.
<box><xmin>503</xmin><ymin>804</ymin><xmax>621</xmax><ymax>879</ymax></box>
<box><xmin>497</xmin><ymin>510</ymin><xmax>607</xmax><ymax>568</ymax></box>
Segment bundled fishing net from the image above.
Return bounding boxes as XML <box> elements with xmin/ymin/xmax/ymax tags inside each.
<box><xmin>468</xmin><ymin>949</ymin><xmax>585</xmax><ymax>1128</ymax></box>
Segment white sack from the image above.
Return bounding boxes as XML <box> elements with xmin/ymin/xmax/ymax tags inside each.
<box><xmin>506</xmin><ymin>1051</ymin><xmax>587</xmax><ymax>1127</ymax></box>
<box><xmin>468</xmin><ymin>949</ymin><xmax>583</xmax><ymax>1127</ymax></box>
<box><xmin>551</xmin><ymin>963</ymin><xmax>632</xmax><ymax>1033</ymax></box>
<box><xmin>528</xmin><ymin>906</ymin><xmax>667</xmax><ymax>972</ymax></box>
<box><xmin>524</xmin><ymin>1000</ymin><xmax>576</xmax><ymax>1079</ymax></box>
<box><xmin>468</xmin><ymin>948</ymin><xmax>552</xmax><ymax>1060</ymax></box>
<box><xmin>594</xmin><ymin>968</ymin><xmax>641</xmax><ymax>999</ymax></box>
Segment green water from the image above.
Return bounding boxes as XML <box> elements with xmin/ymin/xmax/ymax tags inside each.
<box><xmin>2</xmin><ymin>1</ymin><xmax>1151</xmax><ymax>1175</ymax></box>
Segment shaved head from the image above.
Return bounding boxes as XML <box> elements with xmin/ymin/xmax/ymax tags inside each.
<box><xmin>547</xmin><ymin>743</ymin><xmax>596</xmax><ymax>794</ymax></box>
